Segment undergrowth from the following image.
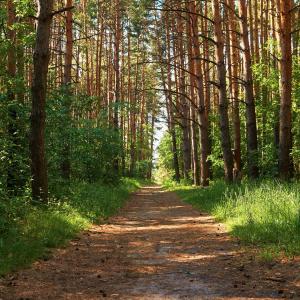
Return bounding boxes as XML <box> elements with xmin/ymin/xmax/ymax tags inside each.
<box><xmin>0</xmin><ymin>178</ymin><xmax>142</xmax><ymax>276</ymax></box>
<box><xmin>167</xmin><ymin>180</ymin><xmax>300</xmax><ymax>258</ymax></box>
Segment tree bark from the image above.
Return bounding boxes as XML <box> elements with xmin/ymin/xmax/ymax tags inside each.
<box><xmin>164</xmin><ymin>14</ymin><xmax>180</xmax><ymax>182</ymax></box>
<box><xmin>188</xmin><ymin>0</ymin><xmax>210</xmax><ymax>186</ymax></box>
<box><xmin>238</xmin><ymin>0</ymin><xmax>259</xmax><ymax>178</ymax></box>
<box><xmin>212</xmin><ymin>0</ymin><xmax>234</xmax><ymax>182</ymax></box>
<box><xmin>7</xmin><ymin>0</ymin><xmax>18</xmax><ymax>192</ymax></box>
<box><xmin>129</xmin><ymin>37</ymin><xmax>139</xmax><ymax>176</ymax></box>
<box><xmin>30</xmin><ymin>0</ymin><xmax>54</xmax><ymax>202</ymax></box>
<box><xmin>61</xmin><ymin>0</ymin><xmax>73</xmax><ymax>180</ymax></box>
<box><xmin>113</xmin><ymin>0</ymin><xmax>121</xmax><ymax>172</ymax></box>
<box><xmin>228</xmin><ymin>0</ymin><xmax>242</xmax><ymax>178</ymax></box>
<box><xmin>176</xmin><ymin>8</ymin><xmax>191</xmax><ymax>180</ymax></box>
<box><xmin>278</xmin><ymin>0</ymin><xmax>293</xmax><ymax>179</ymax></box>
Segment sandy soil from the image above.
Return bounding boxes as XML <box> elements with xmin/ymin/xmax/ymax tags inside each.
<box><xmin>0</xmin><ymin>185</ymin><xmax>299</xmax><ymax>300</ymax></box>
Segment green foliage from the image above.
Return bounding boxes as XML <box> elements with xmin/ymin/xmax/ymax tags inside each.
<box><xmin>46</xmin><ymin>89</ymin><xmax>123</xmax><ymax>186</ymax></box>
<box><xmin>0</xmin><ymin>94</ymin><xmax>30</xmax><ymax>196</ymax></box>
<box><xmin>155</xmin><ymin>131</ymin><xmax>178</xmax><ymax>183</ymax></box>
<box><xmin>0</xmin><ymin>0</ymin><xmax>33</xmax><ymax>197</ymax></box>
<box><xmin>171</xmin><ymin>180</ymin><xmax>300</xmax><ymax>257</ymax></box>
<box><xmin>14</xmin><ymin>0</ymin><xmax>35</xmax><ymax>18</ymax></box>
<box><xmin>0</xmin><ymin>178</ymin><xmax>141</xmax><ymax>276</ymax></box>
<box><xmin>251</xmin><ymin>49</ymin><xmax>300</xmax><ymax>177</ymax></box>
<box><xmin>128</xmin><ymin>0</ymin><xmax>153</xmax><ymax>36</ymax></box>
<box><xmin>292</xmin><ymin>56</ymin><xmax>300</xmax><ymax>173</ymax></box>
<box><xmin>252</xmin><ymin>60</ymin><xmax>280</xmax><ymax>92</ymax></box>
<box><xmin>135</xmin><ymin>159</ymin><xmax>152</xmax><ymax>178</ymax></box>
<box><xmin>71</xmin><ymin>125</ymin><xmax>122</xmax><ymax>183</ymax></box>
<box><xmin>207</xmin><ymin>112</ymin><xmax>224</xmax><ymax>177</ymax></box>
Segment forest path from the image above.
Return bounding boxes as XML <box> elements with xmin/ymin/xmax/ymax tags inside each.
<box><xmin>1</xmin><ymin>186</ymin><xmax>299</xmax><ymax>300</ymax></box>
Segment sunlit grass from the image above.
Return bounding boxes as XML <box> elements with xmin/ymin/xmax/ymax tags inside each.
<box><xmin>169</xmin><ymin>180</ymin><xmax>300</xmax><ymax>257</ymax></box>
<box><xmin>0</xmin><ymin>178</ymin><xmax>142</xmax><ymax>276</ymax></box>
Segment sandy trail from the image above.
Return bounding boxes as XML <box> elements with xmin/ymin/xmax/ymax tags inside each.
<box><xmin>0</xmin><ymin>186</ymin><xmax>299</xmax><ymax>299</ymax></box>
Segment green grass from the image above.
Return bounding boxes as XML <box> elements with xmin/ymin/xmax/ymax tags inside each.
<box><xmin>168</xmin><ymin>180</ymin><xmax>300</xmax><ymax>257</ymax></box>
<box><xmin>0</xmin><ymin>178</ymin><xmax>142</xmax><ymax>276</ymax></box>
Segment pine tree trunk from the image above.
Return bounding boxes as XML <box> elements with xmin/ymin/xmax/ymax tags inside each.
<box><xmin>165</xmin><ymin>15</ymin><xmax>180</xmax><ymax>182</ymax></box>
<box><xmin>228</xmin><ymin>0</ymin><xmax>242</xmax><ymax>178</ymax></box>
<box><xmin>278</xmin><ymin>0</ymin><xmax>293</xmax><ymax>179</ymax></box>
<box><xmin>7</xmin><ymin>0</ymin><xmax>19</xmax><ymax>192</ymax></box>
<box><xmin>239</xmin><ymin>0</ymin><xmax>259</xmax><ymax>178</ymax></box>
<box><xmin>176</xmin><ymin>9</ymin><xmax>191</xmax><ymax>180</ymax></box>
<box><xmin>203</xmin><ymin>1</ymin><xmax>213</xmax><ymax>179</ymax></box>
<box><xmin>186</xmin><ymin>2</ymin><xmax>200</xmax><ymax>186</ymax></box>
<box><xmin>212</xmin><ymin>0</ymin><xmax>234</xmax><ymax>182</ymax></box>
<box><xmin>130</xmin><ymin>38</ymin><xmax>139</xmax><ymax>176</ymax></box>
<box><xmin>61</xmin><ymin>0</ymin><xmax>73</xmax><ymax>180</ymax></box>
<box><xmin>113</xmin><ymin>0</ymin><xmax>121</xmax><ymax>172</ymax></box>
<box><xmin>188</xmin><ymin>0</ymin><xmax>210</xmax><ymax>186</ymax></box>
<box><xmin>30</xmin><ymin>0</ymin><xmax>54</xmax><ymax>202</ymax></box>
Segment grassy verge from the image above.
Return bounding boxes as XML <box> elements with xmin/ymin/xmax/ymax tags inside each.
<box><xmin>167</xmin><ymin>180</ymin><xmax>300</xmax><ymax>258</ymax></box>
<box><xmin>0</xmin><ymin>178</ymin><xmax>142</xmax><ymax>276</ymax></box>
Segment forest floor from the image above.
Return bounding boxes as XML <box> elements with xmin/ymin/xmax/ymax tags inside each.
<box><xmin>0</xmin><ymin>186</ymin><xmax>300</xmax><ymax>300</ymax></box>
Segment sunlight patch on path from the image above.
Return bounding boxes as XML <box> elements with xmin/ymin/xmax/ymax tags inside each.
<box><xmin>0</xmin><ymin>186</ymin><xmax>298</xmax><ymax>299</ymax></box>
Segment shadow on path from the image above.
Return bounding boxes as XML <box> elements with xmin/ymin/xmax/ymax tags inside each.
<box><xmin>1</xmin><ymin>186</ymin><xmax>299</xmax><ymax>299</ymax></box>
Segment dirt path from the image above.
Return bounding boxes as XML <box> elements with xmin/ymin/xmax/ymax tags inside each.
<box><xmin>1</xmin><ymin>186</ymin><xmax>299</xmax><ymax>300</ymax></box>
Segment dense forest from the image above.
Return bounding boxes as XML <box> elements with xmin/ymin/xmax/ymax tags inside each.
<box><xmin>1</xmin><ymin>0</ymin><xmax>299</xmax><ymax>198</ymax></box>
<box><xmin>1</xmin><ymin>0</ymin><xmax>160</xmax><ymax>203</ymax></box>
<box><xmin>1</xmin><ymin>0</ymin><xmax>300</xmax><ymax>284</ymax></box>
<box><xmin>156</xmin><ymin>0</ymin><xmax>300</xmax><ymax>185</ymax></box>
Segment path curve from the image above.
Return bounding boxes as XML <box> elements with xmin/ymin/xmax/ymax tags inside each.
<box><xmin>0</xmin><ymin>186</ymin><xmax>299</xmax><ymax>299</ymax></box>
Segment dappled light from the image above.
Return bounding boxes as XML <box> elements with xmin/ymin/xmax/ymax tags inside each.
<box><xmin>1</xmin><ymin>0</ymin><xmax>300</xmax><ymax>298</ymax></box>
<box><xmin>1</xmin><ymin>186</ymin><xmax>299</xmax><ymax>299</ymax></box>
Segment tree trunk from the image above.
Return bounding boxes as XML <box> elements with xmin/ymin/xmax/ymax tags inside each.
<box><xmin>129</xmin><ymin>38</ymin><xmax>139</xmax><ymax>176</ymax></box>
<box><xmin>113</xmin><ymin>0</ymin><xmax>121</xmax><ymax>172</ymax></box>
<box><xmin>188</xmin><ymin>0</ymin><xmax>210</xmax><ymax>186</ymax></box>
<box><xmin>203</xmin><ymin>0</ymin><xmax>213</xmax><ymax>179</ymax></box>
<box><xmin>278</xmin><ymin>0</ymin><xmax>293</xmax><ymax>179</ymax></box>
<box><xmin>186</xmin><ymin>2</ymin><xmax>200</xmax><ymax>186</ymax></box>
<box><xmin>176</xmin><ymin>9</ymin><xmax>191</xmax><ymax>180</ymax></box>
<box><xmin>61</xmin><ymin>0</ymin><xmax>73</xmax><ymax>180</ymax></box>
<box><xmin>228</xmin><ymin>0</ymin><xmax>242</xmax><ymax>178</ymax></box>
<box><xmin>114</xmin><ymin>0</ymin><xmax>121</xmax><ymax>130</ymax></box>
<box><xmin>238</xmin><ymin>0</ymin><xmax>259</xmax><ymax>178</ymax></box>
<box><xmin>212</xmin><ymin>0</ymin><xmax>234</xmax><ymax>182</ymax></box>
<box><xmin>30</xmin><ymin>0</ymin><xmax>54</xmax><ymax>202</ymax></box>
<box><xmin>7</xmin><ymin>0</ymin><xmax>19</xmax><ymax>192</ymax></box>
<box><xmin>165</xmin><ymin>15</ymin><xmax>180</xmax><ymax>182</ymax></box>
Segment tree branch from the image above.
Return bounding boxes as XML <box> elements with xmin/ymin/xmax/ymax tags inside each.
<box><xmin>51</xmin><ymin>6</ymin><xmax>75</xmax><ymax>17</ymax></box>
<box><xmin>147</xmin><ymin>7</ymin><xmax>214</xmax><ymax>24</ymax></box>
